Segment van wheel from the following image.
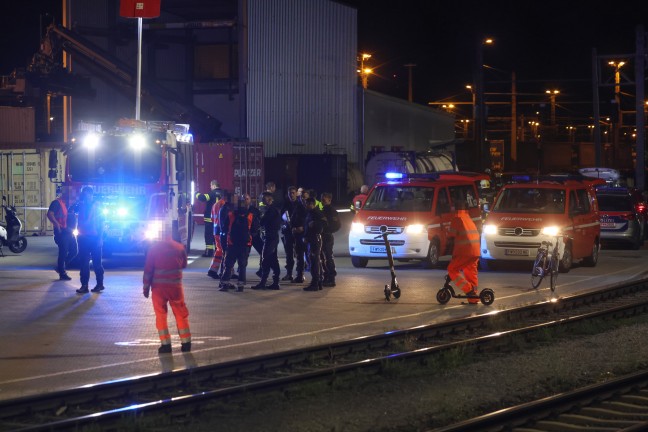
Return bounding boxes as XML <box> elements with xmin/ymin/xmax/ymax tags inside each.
<box><xmin>422</xmin><ymin>239</ymin><xmax>440</xmax><ymax>269</ymax></box>
<box><xmin>559</xmin><ymin>242</ymin><xmax>572</xmax><ymax>273</ymax></box>
<box><xmin>351</xmin><ymin>257</ymin><xmax>368</xmax><ymax>268</ymax></box>
<box><xmin>582</xmin><ymin>241</ymin><xmax>599</xmax><ymax>267</ymax></box>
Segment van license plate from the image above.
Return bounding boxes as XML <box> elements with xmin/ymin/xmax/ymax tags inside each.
<box><xmin>370</xmin><ymin>246</ymin><xmax>395</xmax><ymax>253</ymax></box>
<box><xmin>505</xmin><ymin>249</ymin><xmax>528</xmax><ymax>256</ymax></box>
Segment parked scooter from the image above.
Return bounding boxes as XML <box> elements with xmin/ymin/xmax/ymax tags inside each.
<box><xmin>0</xmin><ymin>196</ymin><xmax>27</xmax><ymax>255</ymax></box>
<box><xmin>375</xmin><ymin>225</ymin><xmax>401</xmax><ymax>301</ymax></box>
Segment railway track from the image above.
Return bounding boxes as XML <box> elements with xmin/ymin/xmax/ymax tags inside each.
<box><xmin>435</xmin><ymin>370</ymin><xmax>648</xmax><ymax>431</ymax></box>
<box><xmin>2</xmin><ymin>276</ymin><xmax>648</xmax><ymax>431</ymax></box>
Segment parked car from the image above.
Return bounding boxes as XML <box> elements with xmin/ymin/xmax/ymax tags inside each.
<box><xmin>596</xmin><ymin>187</ymin><xmax>646</xmax><ymax>249</ymax></box>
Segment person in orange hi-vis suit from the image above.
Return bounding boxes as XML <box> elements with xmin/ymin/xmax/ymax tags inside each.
<box><xmin>143</xmin><ymin>225</ymin><xmax>192</xmax><ymax>353</ymax></box>
<box><xmin>447</xmin><ymin>200</ymin><xmax>481</xmax><ymax>305</ymax></box>
<box><xmin>207</xmin><ymin>193</ymin><xmax>228</xmax><ymax>279</ymax></box>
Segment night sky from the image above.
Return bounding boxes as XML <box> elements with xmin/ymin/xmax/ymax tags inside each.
<box><xmin>2</xmin><ymin>0</ymin><xmax>645</xmax><ymax>120</ymax></box>
<box><xmin>344</xmin><ymin>0</ymin><xmax>646</xmax><ymax>120</ymax></box>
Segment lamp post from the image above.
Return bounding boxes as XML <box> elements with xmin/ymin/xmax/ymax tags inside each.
<box><xmin>545</xmin><ymin>89</ymin><xmax>560</xmax><ymax>126</ymax></box>
<box><xmin>474</xmin><ymin>37</ymin><xmax>493</xmax><ymax>171</ymax></box>
<box><xmin>404</xmin><ymin>63</ymin><xmax>416</xmax><ymax>102</ymax></box>
<box><xmin>609</xmin><ymin>60</ymin><xmax>625</xmax><ymax>161</ymax></box>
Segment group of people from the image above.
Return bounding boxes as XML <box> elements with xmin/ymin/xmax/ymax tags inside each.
<box><xmin>198</xmin><ymin>181</ymin><xmax>341</xmax><ymax>293</ymax></box>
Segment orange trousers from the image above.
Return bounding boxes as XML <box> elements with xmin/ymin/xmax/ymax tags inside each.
<box><xmin>151</xmin><ymin>284</ymin><xmax>191</xmax><ymax>346</ymax></box>
<box><xmin>447</xmin><ymin>255</ymin><xmax>479</xmax><ymax>304</ymax></box>
<box><xmin>209</xmin><ymin>235</ymin><xmax>224</xmax><ymax>272</ymax></box>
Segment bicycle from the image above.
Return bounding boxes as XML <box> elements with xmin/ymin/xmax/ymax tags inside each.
<box><xmin>530</xmin><ymin>235</ymin><xmax>561</xmax><ymax>292</ymax></box>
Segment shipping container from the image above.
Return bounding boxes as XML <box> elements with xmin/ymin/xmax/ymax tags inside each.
<box><xmin>0</xmin><ymin>107</ymin><xmax>36</xmax><ymax>144</ymax></box>
<box><xmin>0</xmin><ymin>149</ymin><xmax>62</xmax><ymax>234</ymax></box>
<box><xmin>193</xmin><ymin>142</ymin><xmax>264</xmax><ymax>224</ymax></box>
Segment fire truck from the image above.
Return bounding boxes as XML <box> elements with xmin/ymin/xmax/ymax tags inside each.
<box><xmin>48</xmin><ymin>119</ymin><xmax>195</xmax><ymax>254</ymax></box>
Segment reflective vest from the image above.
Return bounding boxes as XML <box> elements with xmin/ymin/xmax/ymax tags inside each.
<box><xmin>52</xmin><ymin>198</ymin><xmax>68</xmax><ymax>229</ymax></box>
<box><xmin>448</xmin><ymin>210</ymin><xmax>480</xmax><ymax>258</ymax></box>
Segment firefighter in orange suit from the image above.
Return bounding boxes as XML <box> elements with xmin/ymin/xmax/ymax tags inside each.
<box><xmin>207</xmin><ymin>192</ymin><xmax>228</xmax><ymax>279</ymax></box>
<box><xmin>143</xmin><ymin>226</ymin><xmax>192</xmax><ymax>353</ymax></box>
<box><xmin>447</xmin><ymin>200</ymin><xmax>481</xmax><ymax>305</ymax></box>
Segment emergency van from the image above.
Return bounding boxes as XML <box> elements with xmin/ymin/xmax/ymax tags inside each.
<box><xmin>480</xmin><ymin>175</ymin><xmax>601</xmax><ymax>271</ymax></box>
<box><xmin>348</xmin><ymin>173</ymin><xmax>482</xmax><ymax>268</ymax></box>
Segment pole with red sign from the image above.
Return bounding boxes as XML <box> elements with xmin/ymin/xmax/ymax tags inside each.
<box><xmin>119</xmin><ymin>0</ymin><xmax>161</xmax><ymax>120</ymax></box>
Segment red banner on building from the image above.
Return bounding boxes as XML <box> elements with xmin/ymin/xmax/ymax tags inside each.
<box><xmin>119</xmin><ymin>0</ymin><xmax>161</xmax><ymax>18</ymax></box>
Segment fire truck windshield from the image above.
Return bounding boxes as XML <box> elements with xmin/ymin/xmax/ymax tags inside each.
<box><xmin>68</xmin><ymin>135</ymin><xmax>162</xmax><ymax>183</ymax></box>
<box><xmin>363</xmin><ymin>186</ymin><xmax>434</xmax><ymax>212</ymax></box>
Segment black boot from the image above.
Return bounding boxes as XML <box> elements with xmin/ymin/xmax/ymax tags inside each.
<box><xmin>266</xmin><ymin>276</ymin><xmax>281</xmax><ymax>290</ymax></box>
<box><xmin>291</xmin><ymin>274</ymin><xmax>305</xmax><ymax>283</ymax></box>
<box><xmin>251</xmin><ymin>279</ymin><xmax>267</xmax><ymax>290</ymax></box>
<box><xmin>303</xmin><ymin>280</ymin><xmax>321</xmax><ymax>291</ymax></box>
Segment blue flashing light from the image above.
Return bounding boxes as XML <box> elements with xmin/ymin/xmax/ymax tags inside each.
<box><xmin>385</xmin><ymin>172</ymin><xmax>404</xmax><ymax>179</ymax></box>
<box><xmin>511</xmin><ymin>175</ymin><xmax>531</xmax><ymax>182</ymax></box>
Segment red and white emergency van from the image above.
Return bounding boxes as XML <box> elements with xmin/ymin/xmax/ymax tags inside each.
<box><xmin>348</xmin><ymin>172</ymin><xmax>483</xmax><ymax>268</ymax></box>
<box><xmin>480</xmin><ymin>175</ymin><xmax>602</xmax><ymax>271</ymax></box>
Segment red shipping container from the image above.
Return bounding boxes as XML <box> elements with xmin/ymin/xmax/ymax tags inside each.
<box><xmin>193</xmin><ymin>142</ymin><xmax>265</xmax><ymax>225</ymax></box>
<box><xmin>119</xmin><ymin>0</ymin><xmax>161</xmax><ymax>18</ymax></box>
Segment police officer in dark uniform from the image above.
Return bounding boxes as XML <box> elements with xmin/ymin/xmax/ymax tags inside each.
<box><xmin>257</xmin><ymin>181</ymin><xmax>276</xmax><ymax>216</ymax></box>
<box><xmin>320</xmin><ymin>192</ymin><xmax>340</xmax><ymax>287</ymax></box>
<box><xmin>196</xmin><ymin>179</ymin><xmax>222</xmax><ymax>257</ymax></box>
<box><xmin>251</xmin><ymin>191</ymin><xmax>282</xmax><ymax>290</ymax></box>
<box><xmin>303</xmin><ymin>197</ymin><xmax>327</xmax><ymax>291</ymax></box>
<box><xmin>280</xmin><ymin>186</ymin><xmax>298</xmax><ymax>281</ymax></box>
<box><xmin>289</xmin><ymin>190</ymin><xmax>307</xmax><ymax>284</ymax></box>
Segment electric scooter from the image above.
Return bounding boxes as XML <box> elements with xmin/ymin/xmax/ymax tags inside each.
<box><xmin>375</xmin><ymin>225</ymin><xmax>400</xmax><ymax>301</ymax></box>
<box><xmin>436</xmin><ymin>274</ymin><xmax>495</xmax><ymax>305</ymax></box>
<box><xmin>0</xmin><ymin>196</ymin><xmax>28</xmax><ymax>256</ymax></box>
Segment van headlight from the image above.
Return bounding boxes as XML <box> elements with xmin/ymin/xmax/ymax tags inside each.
<box><xmin>405</xmin><ymin>224</ymin><xmax>424</xmax><ymax>234</ymax></box>
<box><xmin>145</xmin><ymin>221</ymin><xmax>162</xmax><ymax>240</ymax></box>
<box><xmin>541</xmin><ymin>226</ymin><xmax>560</xmax><ymax>236</ymax></box>
<box><xmin>351</xmin><ymin>222</ymin><xmax>365</xmax><ymax>234</ymax></box>
<box><xmin>482</xmin><ymin>224</ymin><xmax>498</xmax><ymax>235</ymax></box>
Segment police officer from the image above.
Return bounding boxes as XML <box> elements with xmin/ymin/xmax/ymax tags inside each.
<box><xmin>257</xmin><ymin>181</ymin><xmax>276</xmax><ymax>216</ymax></box>
<box><xmin>217</xmin><ymin>191</ymin><xmax>234</xmax><ymax>278</ymax></box>
<box><xmin>252</xmin><ymin>192</ymin><xmax>282</xmax><ymax>290</ymax></box>
<box><xmin>75</xmin><ymin>186</ymin><xmax>105</xmax><ymax>294</ymax></box>
<box><xmin>289</xmin><ymin>190</ymin><xmax>307</xmax><ymax>284</ymax></box>
<box><xmin>219</xmin><ymin>196</ymin><xmax>257</xmax><ymax>292</ymax></box>
<box><xmin>447</xmin><ymin>200</ymin><xmax>481</xmax><ymax>305</ymax></box>
<box><xmin>196</xmin><ymin>179</ymin><xmax>222</xmax><ymax>257</ymax></box>
<box><xmin>303</xmin><ymin>197</ymin><xmax>327</xmax><ymax>291</ymax></box>
<box><xmin>280</xmin><ymin>186</ymin><xmax>298</xmax><ymax>281</ymax></box>
<box><xmin>320</xmin><ymin>192</ymin><xmax>340</xmax><ymax>287</ymax></box>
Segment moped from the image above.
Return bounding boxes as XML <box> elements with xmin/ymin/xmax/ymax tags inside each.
<box><xmin>0</xmin><ymin>196</ymin><xmax>28</xmax><ymax>256</ymax></box>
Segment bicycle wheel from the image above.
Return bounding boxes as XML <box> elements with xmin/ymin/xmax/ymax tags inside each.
<box><xmin>531</xmin><ymin>251</ymin><xmax>546</xmax><ymax>289</ymax></box>
<box><xmin>549</xmin><ymin>253</ymin><xmax>559</xmax><ymax>292</ymax></box>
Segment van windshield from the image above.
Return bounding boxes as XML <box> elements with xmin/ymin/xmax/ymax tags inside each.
<box><xmin>363</xmin><ymin>186</ymin><xmax>434</xmax><ymax>212</ymax></box>
<box><xmin>494</xmin><ymin>188</ymin><xmax>565</xmax><ymax>214</ymax></box>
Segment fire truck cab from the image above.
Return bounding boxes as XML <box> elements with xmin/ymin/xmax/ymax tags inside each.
<box><xmin>348</xmin><ymin>172</ymin><xmax>483</xmax><ymax>268</ymax></box>
<box><xmin>49</xmin><ymin>119</ymin><xmax>195</xmax><ymax>254</ymax></box>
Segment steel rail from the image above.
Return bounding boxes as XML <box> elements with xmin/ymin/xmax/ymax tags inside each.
<box><xmin>2</xmin><ymin>276</ymin><xmax>648</xmax><ymax>431</ymax></box>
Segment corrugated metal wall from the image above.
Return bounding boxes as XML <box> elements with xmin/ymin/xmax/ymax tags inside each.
<box><xmin>247</xmin><ymin>0</ymin><xmax>357</xmax><ymax>161</ymax></box>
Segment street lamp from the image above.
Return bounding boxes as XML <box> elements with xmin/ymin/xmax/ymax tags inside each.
<box><xmin>545</xmin><ymin>90</ymin><xmax>560</xmax><ymax>126</ymax></box>
<box><xmin>474</xmin><ymin>37</ymin><xmax>494</xmax><ymax>171</ymax></box>
<box><xmin>358</xmin><ymin>53</ymin><xmax>372</xmax><ymax>89</ymax></box>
